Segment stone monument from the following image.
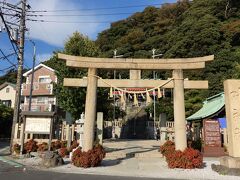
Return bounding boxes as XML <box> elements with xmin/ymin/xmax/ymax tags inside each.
<box><xmin>220</xmin><ymin>80</ymin><xmax>240</xmax><ymax>168</ymax></box>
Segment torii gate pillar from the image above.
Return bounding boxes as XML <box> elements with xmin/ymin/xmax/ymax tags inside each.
<box><xmin>173</xmin><ymin>69</ymin><xmax>187</xmax><ymax>151</ymax></box>
<box><xmin>83</xmin><ymin>68</ymin><xmax>98</xmax><ymax>151</ymax></box>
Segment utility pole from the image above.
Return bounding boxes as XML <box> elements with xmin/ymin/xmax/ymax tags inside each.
<box><xmin>112</xmin><ymin>49</ymin><xmax>123</xmax><ymax>139</ymax></box>
<box><xmin>10</xmin><ymin>0</ymin><xmax>27</xmax><ymax>153</ymax></box>
<box><xmin>28</xmin><ymin>40</ymin><xmax>36</xmax><ymax>111</ymax></box>
<box><xmin>152</xmin><ymin>49</ymin><xmax>163</xmax><ymax>139</ymax></box>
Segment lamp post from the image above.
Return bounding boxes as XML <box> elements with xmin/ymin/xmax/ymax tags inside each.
<box><xmin>112</xmin><ymin>49</ymin><xmax>123</xmax><ymax>139</ymax></box>
<box><xmin>152</xmin><ymin>49</ymin><xmax>163</xmax><ymax>139</ymax></box>
<box><xmin>28</xmin><ymin>40</ymin><xmax>36</xmax><ymax>111</ymax></box>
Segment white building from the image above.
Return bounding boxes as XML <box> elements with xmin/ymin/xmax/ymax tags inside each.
<box><xmin>0</xmin><ymin>82</ymin><xmax>16</xmax><ymax>108</ymax></box>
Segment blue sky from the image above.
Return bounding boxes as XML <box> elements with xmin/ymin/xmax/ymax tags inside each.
<box><xmin>0</xmin><ymin>0</ymin><xmax>176</xmax><ymax>75</ymax></box>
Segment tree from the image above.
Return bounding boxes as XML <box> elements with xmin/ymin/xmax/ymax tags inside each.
<box><xmin>45</xmin><ymin>32</ymin><xmax>124</xmax><ymax>121</ymax></box>
<box><xmin>0</xmin><ymin>104</ymin><xmax>13</xmax><ymax>138</ymax></box>
<box><xmin>45</xmin><ymin>32</ymin><xmax>99</xmax><ymax>120</ymax></box>
<box><xmin>96</xmin><ymin>0</ymin><xmax>240</xmax><ymax>120</ymax></box>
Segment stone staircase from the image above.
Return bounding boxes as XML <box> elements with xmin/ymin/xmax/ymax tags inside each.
<box><xmin>104</xmin><ymin>139</ymin><xmax>164</xmax><ymax>159</ymax></box>
<box><xmin>121</xmin><ymin>104</ymin><xmax>149</xmax><ymax>139</ymax></box>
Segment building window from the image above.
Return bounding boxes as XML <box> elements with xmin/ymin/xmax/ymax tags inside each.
<box><xmin>1</xmin><ymin>100</ymin><xmax>12</xmax><ymax>107</ymax></box>
<box><xmin>6</xmin><ymin>88</ymin><xmax>10</xmax><ymax>93</ymax></box>
<box><xmin>37</xmin><ymin>97</ymin><xmax>48</xmax><ymax>104</ymax></box>
<box><xmin>39</xmin><ymin>76</ymin><xmax>51</xmax><ymax>83</ymax></box>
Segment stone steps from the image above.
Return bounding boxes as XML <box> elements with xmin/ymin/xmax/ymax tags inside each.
<box><xmin>106</xmin><ymin>150</ymin><xmax>163</xmax><ymax>159</ymax></box>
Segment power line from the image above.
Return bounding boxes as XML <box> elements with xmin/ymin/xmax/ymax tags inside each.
<box><xmin>0</xmin><ymin>52</ymin><xmax>16</xmax><ymax>60</ymax></box>
<box><xmin>27</xmin><ymin>3</ymin><xmax>165</xmax><ymax>12</ymax></box>
<box><xmin>0</xmin><ymin>9</ymin><xmax>20</xmax><ymax>55</ymax></box>
<box><xmin>27</xmin><ymin>19</ymin><xmax>113</xmax><ymax>24</ymax></box>
<box><xmin>26</xmin><ymin>12</ymin><xmax>133</xmax><ymax>17</ymax></box>
<box><xmin>0</xmin><ymin>49</ymin><xmax>17</xmax><ymax>68</ymax></box>
<box><xmin>0</xmin><ymin>64</ymin><xmax>16</xmax><ymax>72</ymax></box>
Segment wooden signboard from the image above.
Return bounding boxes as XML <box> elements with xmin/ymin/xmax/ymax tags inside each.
<box><xmin>203</xmin><ymin>119</ymin><xmax>225</xmax><ymax>157</ymax></box>
<box><xmin>25</xmin><ymin>117</ymin><xmax>51</xmax><ymax>134</ymax></box>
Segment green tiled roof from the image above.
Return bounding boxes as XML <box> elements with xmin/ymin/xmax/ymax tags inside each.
<box><xmin>186</xmin><ymin>92</ymin><xmax>225</xmax><ymax>121</ymax></box>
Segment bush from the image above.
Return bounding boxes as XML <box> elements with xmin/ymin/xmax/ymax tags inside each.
<box><xmin>60</xmin><ymin>140</ymin><xmax>67</xmax><ymax>148</ymax></box>
<box><xmin>160</xmin><ymin>140</ymin><xmax>175</xmax><ymax>157</ymax></box>
<box><xmin>68</xmin><ymin>140</ymin><xmax>79</xmax><ymax>152</ymax></box>
<box><xmin>13</xmin><ymin>143</ymin><xmax>20</xmax><ymax>154</ymax></box>
<box><xmin>58</xmin><ymin>147</ymin><xmax>69</xmax><ymax>158</ymax></box>
<box><xmin>50</xmin><ymin>140</ymin><xmax>67</xmax><ymax>151</ymax></box>
<box><xmin>160</xmin><ymin>141</ymin><xmax>203</xmax><ymax>169</ymax></box>
<box><xmin>72</xmin><ymin>144</ymin><xmax>106</xmax><ymax>168</ymax></box>
<box><xmin>24</xmin><ymin>139</ymin><xmax>38</xmax><ymax>153</ymax></box>
<box><xmin>166</xmin><ymin>148</ymin><xmax>203</xmax><ymax>169</ymax></box>
<box><xmin>37</xmin><ymin>142</ymin><xmax>48</xmax><ymax>152</ymax></box>
<box><xmin>51</xmin><ymin>140</ymin><xmax>61</xmax><ymax>150</ymax></box>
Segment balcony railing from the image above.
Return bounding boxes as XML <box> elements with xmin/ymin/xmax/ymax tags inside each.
<box><xmin>22</xmin><ymin>82</ymin><xmax>53</xmax><ymax>96</ymax></box>
<box><xmin>21</xmin><ymin>103</ymin><xmax>54</xmax><ymax>112</ymax></box>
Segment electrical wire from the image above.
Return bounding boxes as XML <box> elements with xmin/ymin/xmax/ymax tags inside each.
<box><xmin>27</xmin><ymin>3</ymin><xmax>165</xmax><ymax>13</ymax></box>
<box><xmin>0</xmin><ymin>49</ymin><xmax>17</xmax><ymax>68</ymax></box>
<box><xmin>26</xmin><ymin>19</ymin><xmax>113</xmax><ymax>24</ymax></box>
<box><xmin>0</xmin><ymin>10</ymin><xmax>20</xmax><ymax>55</ymax></box>
<box><xmin>26</xmin><ymin>12</ymin><xmax>134</xmax><ymax>17</ymax></box>
<box><xmin>0</xmin><ymin>52</ymin><xmax>16</xmax><ymax>60</ymax></box>
<box><xmin>0</xmin><ymin>64</ymin><xmax>16</xmax><ymax>72</ymax></box>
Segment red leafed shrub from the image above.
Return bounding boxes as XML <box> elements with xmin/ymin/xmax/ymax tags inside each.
<box><xmin>50</xmin><ymin>140</ymin><xmax>67</xmax><ymax>150</ymax></box>
<box><xmin>160</xmin><ymin>141</ymin><xmax>175</xmax><ymax>157</ymax></box>
<box><xmin>37</xmin><ymin>142</ymin><xmax>48</xmax><ymax>152</ymax></box>
<box><xmin>60</xmin><ymin>140</ymin><xmax>67</xmax><ymax>148</ymax></box>
<box><xmin>24</xmin><ymin>139</ymin><xmax>38</xmax><ymax>153</ymax></box>
<box><xmin>72</xmin><ymin>144</ymin><xmax>106</xmax><ymax>168</ymax></box>
<box><xmin>51</xmin><ymin>140</ymin><xmax>62</xmax><ymax>150</ymax></box>
<box><xmin>160</xmin><ymin>141</ymin><xmax>203</xmax><ymax>169</ymax></box>
<box><xmin>166</xmin><ymin>148</ymin><xmax>203</xmax><ymax>169</ymax></box>
<box><xmin>58</xmin><ymin>147</ymin><xmax>69</xmax><ymax>158</ymax></box>
<box><xmin>68</xmin><ymin>140</ymin><xmax>79</xmax><ymax>152</ymax></box>
<box><xmin>72</xmin><ymin>147</ymin><xmax>82</xmax><ymax>162</ymax></box>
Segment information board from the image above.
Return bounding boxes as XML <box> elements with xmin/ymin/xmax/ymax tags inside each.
<box><xmin>203</xmin><ymin>119</ymin><xmax>221</xmax><ymax>147</ymax></box>
<box><xmin>25</xmin><ymin>117</ymin><xmax>51</xmax><ymax>134</ymax></box>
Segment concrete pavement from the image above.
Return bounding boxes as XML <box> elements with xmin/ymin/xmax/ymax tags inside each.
<box><xmin>12</xmin><ymin>140</ymin><xmax>240</xmax><ymax>180</ymax></box>
<box><xmin>1</xmin><ymin>140</ymin><xmax>240</xmax><ymax>180</ymax></box>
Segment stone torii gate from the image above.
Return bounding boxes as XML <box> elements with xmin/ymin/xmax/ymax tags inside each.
<box><xmin>58</xmin><ymin>53</ymin><xmax>214</xmax><ymax>152</ymax></box>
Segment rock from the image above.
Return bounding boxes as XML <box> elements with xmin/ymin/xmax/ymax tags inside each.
<box><xmin>41</xmin><ymin>151</ymin><xmax>64</xmax><ymax>168</ymax></box>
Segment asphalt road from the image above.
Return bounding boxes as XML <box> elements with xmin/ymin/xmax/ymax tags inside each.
<box><xmin>0</xmin><ymin>169</ymin><xmax>173</xmax><ymax>180</ymax></box>
<box><xmin>0</xmin><ymin>159</ymin><xmax>173</xmax><ymax>180</ymax></box>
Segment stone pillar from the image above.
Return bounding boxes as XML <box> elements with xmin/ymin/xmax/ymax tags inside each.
<box><xmin>130</xmin><ymin>70</ymin><xmax>141</xmax><ymax>80</ymax></box>
<box><xmin>173</xmin><ymin>69</ymin><xmax>187</xmax><ymax>151</ymax></box>
<box><xmin>66</xmin><ymin>125</ymin><xmax>69</xmax><ymax>141</ymax></box>
<box><xmin>83</xmin><ymin>68</ymin><xmax>98</xmax><ymax>151</ymax></box>
<box><xmin>223</xmin><ymin>128</ymin><xmax>228</xmax><ymax>148</ymax></box>
<box><xmin>66</xmin><ymin>125</ymin><xmax>71</xmax><ymax>149</ymax></box>
<box><xmin>97</xmin><ymin>112</ymin><xmax>103</xmax><ymax>145</ymax></box>
<box><xmin>14</xmin><ymin>123</ymin><xmax>18</xmax><ymax>139</ymax></box>
<box><xmin>224</xmin><ymin>80</ymin><xmax>240</xmax><ymax>157</ymax></box>
<box><xmin>71</xmin><ymin>124</ymin><xmax>75</xmax><ymax>141</ymax></box>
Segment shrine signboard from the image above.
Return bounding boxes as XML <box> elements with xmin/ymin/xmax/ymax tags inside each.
<box><xmin>203</xmin><ymin>119</ymin><xmax>221</xmax><ymax>147</ymax></box>
<box><xmin>203</xmin><ymin>119</ymin><xmax>225</xmax><ymax>156</ymax></box>
<box><xmin>25</xmin><ymin>117</ymin><xmax>51</xmax><ymax>134</ymax></box>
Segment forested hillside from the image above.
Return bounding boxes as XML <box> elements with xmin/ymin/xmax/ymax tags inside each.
<box><xmin>96</xmin><ymin>0</ymin><xmax>240</xmax><ymax>118</ymax></box>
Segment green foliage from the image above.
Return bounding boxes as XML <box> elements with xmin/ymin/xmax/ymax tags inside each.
<box><xmin>44</xmin><ymin>32</ymin><xmax>100</xmax><ymax>119</ymax></box>
<box><xmin>0</xmin><ymin>104</ymin><xmax>13</xmax><ymax>138</ymax></box>
<box><xmin>96</xmin><ymin>0</ymin><xmax>240</xmax><ymax>120</ymax></box>
<box><xmin>44</xmin><ymin>32</ymin><xmax>124</xmax><ymax>120</ymax></box>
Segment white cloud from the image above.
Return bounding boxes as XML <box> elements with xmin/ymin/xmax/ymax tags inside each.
<box><xmin>25</xmin><ymin>0</ymin><xmax>103</xmax><ymax>46</ymax></box>
<box><xmin>36</xmin><ymin>53</ymin><xmax>53</xmax><ymax>64</ymax></box>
